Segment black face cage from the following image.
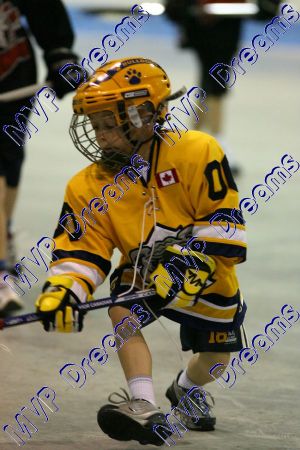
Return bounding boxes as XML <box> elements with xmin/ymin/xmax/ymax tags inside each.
<box><xmin>69</xmin><ymin>102</ymin><xmax>158</xmax><ymax>172</ymax></box>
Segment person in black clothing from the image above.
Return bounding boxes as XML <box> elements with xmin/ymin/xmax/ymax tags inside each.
<box><xmin>164</xmin><ymin>0</ymin><xmax>279</xmax><ymax>173</ymax></box>
<box><xmin>0</xmin><ymin>0</ymin><xmax>78</xmax><ymax>315</ymax></box>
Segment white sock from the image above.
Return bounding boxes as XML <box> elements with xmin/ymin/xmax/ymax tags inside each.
<box><xmin>178</xmin><ymin>369</ymin><xmax>197</xmax><ymax>389</ymax></box>
<box><xmin>128</xmin><ymin>376</ymin><xmax>156</xmax><ymax>406</ymax></box>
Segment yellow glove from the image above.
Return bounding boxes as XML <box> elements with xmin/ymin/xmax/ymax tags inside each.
<box><xmin>35</xmin><ymin>276</ymin><xmax>92</xmax><ymax>332</ymax></box>
<box><xmin>149</xmin><ymin>244</ymin><xmax>216</xmax><ymax>308</ymax></box>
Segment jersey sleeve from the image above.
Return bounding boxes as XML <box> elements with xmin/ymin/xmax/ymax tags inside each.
<box><xmin>18</xmin><ymin>0</ymin><xmax>74</xmax><ymax>53</ymax></box>
<box><xmin>49</xmin><ymin>180</ymin><xmax>114</xmax><ymax>294</ymax></box>
<box><xmin>189</xmin><ymin>136</ymin><xmax>247</xmax><ymax>265</ymax></box>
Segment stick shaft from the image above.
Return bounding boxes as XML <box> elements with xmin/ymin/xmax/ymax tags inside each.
<box><xmin>0</xmin><ymin>289</ymin><xmax>156</xmax><ymax>329</ymax></box>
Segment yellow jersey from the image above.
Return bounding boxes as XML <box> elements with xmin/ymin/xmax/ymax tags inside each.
<box><xmin>50</xmin><ymin>130</ymin><xmax>247</xmax><ymax>330</ymax></box>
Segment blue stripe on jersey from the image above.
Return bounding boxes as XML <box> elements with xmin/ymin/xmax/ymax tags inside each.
<box><xmin>195</xmin><ymin>208</ymin><xmax>246</xmax><ymax>225</ymax></box>
<box><xmin>188</xmin><ymin>240</ymin><xmax>247</xmax><ymax>261</ymax></box>
<box><xmin>53</xmin><ymin>249</ymin><xmax>111</xmax><ymax>275</ymax></box>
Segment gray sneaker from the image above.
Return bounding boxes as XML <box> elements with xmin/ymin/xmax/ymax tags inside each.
<box><xmin>97</xmin><ymin>388</ymin><xmax>171</xmax><ymax>446</ymax></box>
<box><xmin>166</xmin><ymin>371</ymin><xmax>216</xmax><ymax>431</ymax></box>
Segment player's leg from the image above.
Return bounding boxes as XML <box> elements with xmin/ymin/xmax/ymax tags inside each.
<box><xmin>0</xmin><ymin>174</ymin><xmax>22</xmax><ymax>314</ymax></box>
<box><xmin>187</xmin><ymin>350</ymin><xmax>231</xmax><ymax>383</ymax></box>
<box><xmin>0</xmin><ymin>176</ymin><xmax>7</xmax><ymax>265</ymax></box>
<box><xmin>166</xmin><ymin>326</ymin><xmax>248</xmax><ymax>430</ymax></box>
<box><xmin>0</xmin><ymin>117</ymin><xmax>25</xmax><ymax>316</ymax></box>
<box><xmin>108</xmin><ymin>304</ymin><xmax>153</xmax><ymax>382</ymax></box>
<box><xmin>4</xmin><ymin>147</ymin><xmax>24</xmax><ymax>271</ymax></box>
<box><xmin>5</xmin><ymin>185</ymin><xmax>18</xmax><ymax>219</ymax></box>
<box><xmin>0</xmin><ymin>101</ymin><xmax>26</xmax><ymax>271</ymax></box>
<box><xmin>193</xmin><ymin>18</ymin><xmax>242</xmax><ymax>175</ymax></box>
<box><xmin>194</xmin><ymin>45</ymin><xmax>227</xmax><ymax>137</ymax></box>
<box><xmin>202</xmin><ymin>95</ymin><xmax>223</xmax><ymax>135</ymax></box>
<box><xmin>97</xmin><ymin>267</ymin><xmax>170</xmax><ymax>445</ymax></box>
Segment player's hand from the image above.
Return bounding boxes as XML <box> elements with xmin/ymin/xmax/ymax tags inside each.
<box><xmin>35</xmin><ymin>276</ymin><xmax>90</xmax><ymax>332</ymax></box>
<box><xmin>149</xmin><ymin>244</ymin><xmax>216</xmax><ymax>307</ymax></box>
<box><xmin>44</xmin><ymin>48</ymin><xmax>79</xmax><ymax>99</ymax></box>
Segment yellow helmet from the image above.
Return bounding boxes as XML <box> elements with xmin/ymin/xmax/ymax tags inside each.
<box><xmin>69</xmin><ymin>57</ymin><xmax>172</xmax><ymax>170</ymax></box>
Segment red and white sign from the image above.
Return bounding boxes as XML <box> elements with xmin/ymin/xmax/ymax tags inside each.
<box><xmin>156</xmin><ymin>169</ymin><xmax>179</xmax><ymax>188</ymax></box>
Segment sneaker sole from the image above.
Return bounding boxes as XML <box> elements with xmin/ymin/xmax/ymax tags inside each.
<box><xmin>97</xmin><ymin>405</ymin><xmax>167</xmax><ymax>446</ymax></box>
<box><xmin>165</xmin><ymin>386</ymin><xmax>216</xmax><ymax>431</ymax></box>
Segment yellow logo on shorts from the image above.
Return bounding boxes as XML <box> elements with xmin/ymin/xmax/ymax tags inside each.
<box><xmin>184</xmin><ymin>268</ymin><xmax>215</xmax><ymax>295</ymax></box>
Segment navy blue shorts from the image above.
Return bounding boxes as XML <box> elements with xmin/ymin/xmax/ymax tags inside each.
<box><xmin>109</xmin><ymin>264</ymin><xmax>248</xmax><ymax>353</ymax></box>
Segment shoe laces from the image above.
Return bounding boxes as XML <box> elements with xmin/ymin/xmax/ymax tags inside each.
<box><xmin>201</xmin><ymin>389</ymin><xmax>215</xmax><ymax>409</ymax></box>
<box><xmin>108</xmin><ymin>388</ymin><xmax>155</xmax><ymax>415</ymax></box>
<box><xmin>180</xmin><ymin>386</ymin><xmax>215</xmax><ymax>415</ymax></box>
<box><xmin>173</xmin><ymin>387</ymin><xmax>215</xmax><ymax>424</ymax></box>
<box><xmin>108</xmin><ymin>387</ymin><xmax>131</xmax><ymax>405</ymax></box>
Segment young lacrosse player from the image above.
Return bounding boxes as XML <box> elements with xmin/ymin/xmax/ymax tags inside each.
<box><xmin>35</xmin><ymin>57</ymin><xmax>247</xmax><ymax>446</ymax></box>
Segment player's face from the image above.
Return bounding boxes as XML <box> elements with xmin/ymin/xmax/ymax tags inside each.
<box><xmin>90</xmin><ymin>103</ymin><xmax>155</xmax><ymax>155</ymax></box>
<box><xmin>90</xmin><ymin>111</ymin><xmax>130</xmax><ymax>154</ymax></box>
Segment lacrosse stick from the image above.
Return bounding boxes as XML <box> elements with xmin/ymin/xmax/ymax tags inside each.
<box><xmin>0</xmin><ymin>288</ymin><xmax>156</xmax><ymax>329</ymax></box>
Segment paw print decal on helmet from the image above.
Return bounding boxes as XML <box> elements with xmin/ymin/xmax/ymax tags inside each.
<box><xmin>125</xmin><ymin>69</ymin><xmax>142</xmax><ymax>85</ymax></box>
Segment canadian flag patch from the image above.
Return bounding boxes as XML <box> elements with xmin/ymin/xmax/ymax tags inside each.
<box><xmin>156</xmin><ymin>169</ymin><xmax>179</xmax><ymax>188</ymax></box>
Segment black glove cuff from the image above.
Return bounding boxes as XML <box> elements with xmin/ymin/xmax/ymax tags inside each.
<box><xmin>42</xmin><ymin>281</ymin><xmax>81</xmax><ymax>306</ymax></box>
<box><xmin>44</xmin><ymin>48</ymin><xmax>78</xmax><ymax>67</ymax></box>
